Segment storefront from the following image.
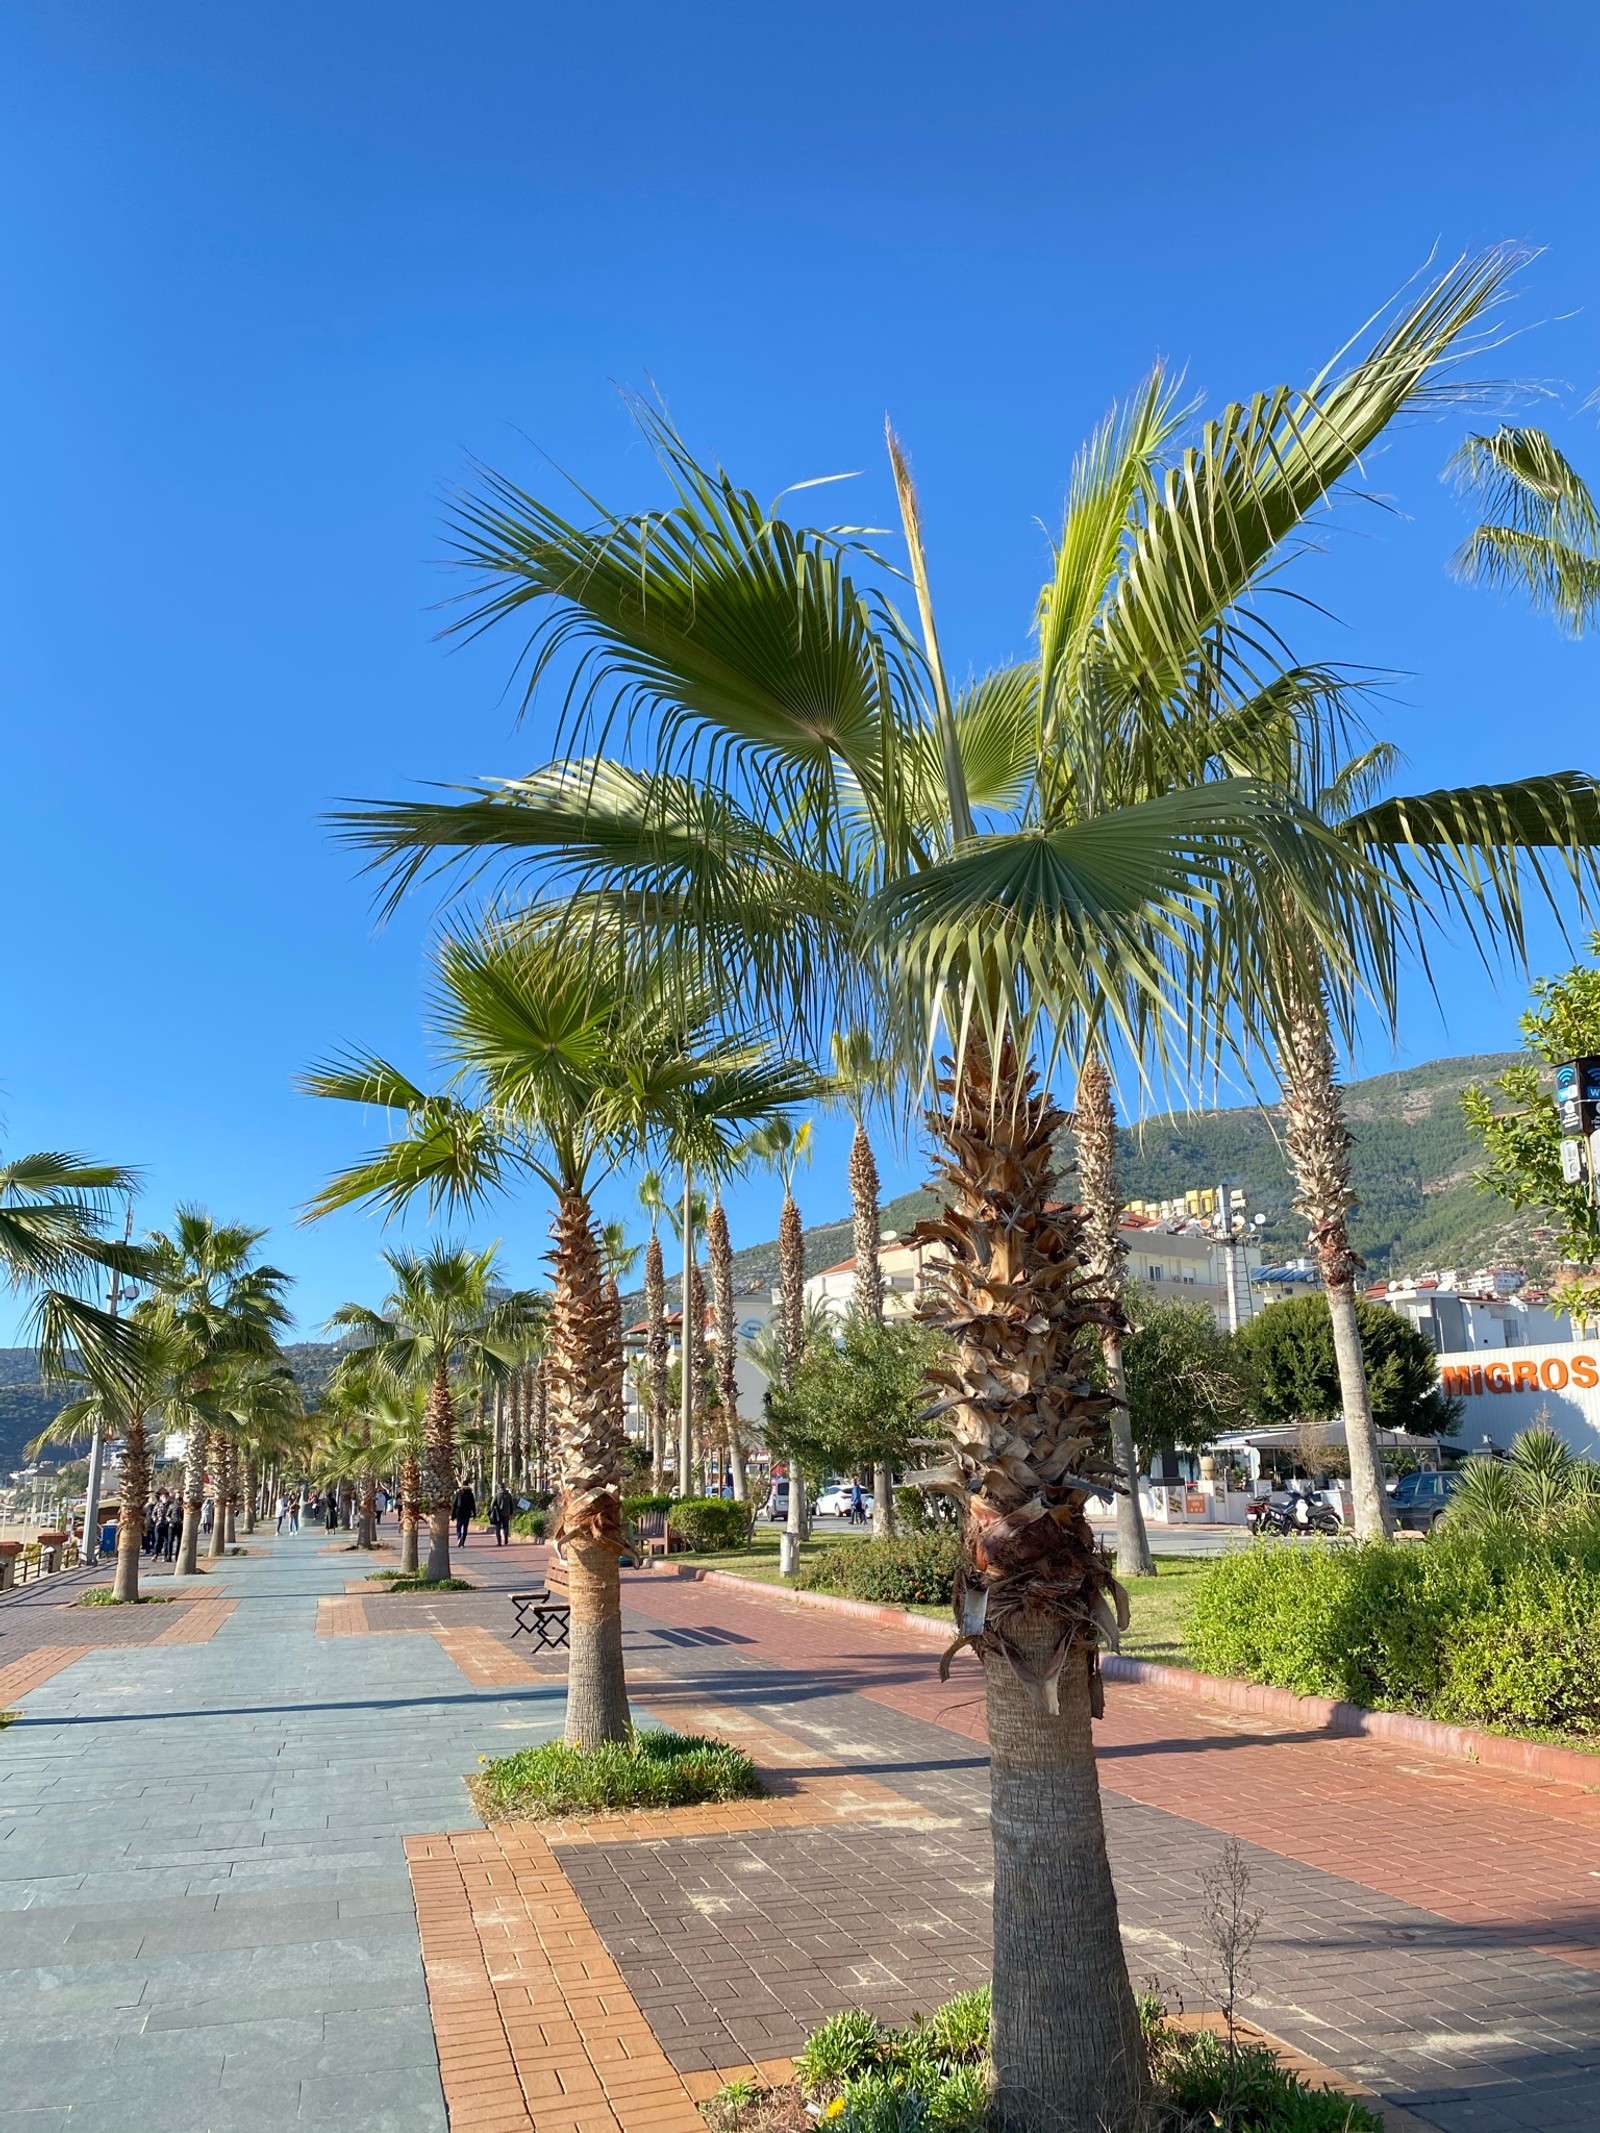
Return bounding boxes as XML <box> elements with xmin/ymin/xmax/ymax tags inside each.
<box><xmin>1436</xmin><ymin>1341</ymin><xmax>1600</xmax><ymax>1457</ymax></box>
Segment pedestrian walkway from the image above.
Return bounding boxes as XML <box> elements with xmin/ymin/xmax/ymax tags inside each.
<box><xmin>6</xmin><ymin>1531</ymin><xmax>1600</xmax><ymax>2132</ymax></box>
<box><xmin>0</xmin><ymin>1532</ymin><xmax>568</xmax><ymax>2133</ymax></box>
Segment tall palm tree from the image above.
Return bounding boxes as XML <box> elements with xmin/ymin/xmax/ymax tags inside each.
<box><xmin>1450</xmin><ymin>425</ymin><xmax>1600</xmax><ymax>636</ymax></box>
<box><xmin>324</xmin><ymin>1246</ymin><xmax>529</xmax><ymax>1581</ymax></box>
<box><xmin>334</xmin><ymin>255</ymin><xmax>1519</xmax><ymax>2130</ymax></box>
<box><xmin>308</xmin><ymin>921</ymin><xmax>810</xmax><ymax>1743</ymax></box>
<box><xmin>829</xmin><ymin>1030</ymin><xmax>895</xmax><ymax>1532</ymax></box>
<box><xmin>748</xmin><ymin>1116</ymin><xmax>813</xmax><ymax>1553</ymax></box>
<box><xmin>638</xmin><ymin>1171</ymin><xmax>671</xmax><ymax>1486</ymax></box>
<box><xmin>147</xmin><ymin>1211</ymin><xmax>292</xmax><ymax>1576</ymax></box>
<box><xmin>705</xmin><ymin>1190</ymin><xmax>744</xmax><ymax>1498</ymax></box>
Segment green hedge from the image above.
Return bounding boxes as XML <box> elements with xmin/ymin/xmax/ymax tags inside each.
<box><xmin>799</xmin><ymin>1533</ymin><xmax>960</xmax><ymax>1607</ymax></box>
<box><xmin>1188</xmin><ymin>1527</ymin><xmax>1600</xmax><ymax>1738</ymax></box>
<box><xmin>622</xmin><ymin>1492</ymin><xmax>673</xmax><ymax>1520</ymax></box>
<box><xmin>665</xmin><ymin>1497</ymin><xmax>755</xmax><ymax>1552</ymax></box>
<box><xmin>510</xmin><ymin>1509</ymin><xmax>547</xmax><ymax>1538</ymax></box>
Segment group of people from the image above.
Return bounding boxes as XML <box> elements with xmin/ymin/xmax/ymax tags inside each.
<box><xmin>452</xmin><ymin>1482</ymin><xmax>520</xmax><ymax>1545</ymax></box>
<box><xmin>142</xmin><ymin>1491</ymin><xmax>184</xmax><ymax>1559</ymax></box>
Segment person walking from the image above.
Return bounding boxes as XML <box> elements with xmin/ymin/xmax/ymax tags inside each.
<box><xmin>161</xmin><ymin>1496</ymin><xmax>182</xmax><ymax>1562</ymax></box>
<box><xmin>287</xmin><ymin>1492</ymin><xmax>300</xmax><ymax>1535</ymax></box>
<box><xmin>275</xmin><ymin>1492</ymin><xmax>287</xmax><ymax>1533</ymax></box>
<box><xmin>489</xmin><ymin>1484</ymin><xmax>514</xmax><ymax>1546</ymax></box>
<box><xmin>849</xmin><ymin>1479</ymin><xmax>865</xmax><ymax>1527</ymax></box>
<box><xmin>452</xmin><ymin>1480</ymin><xmax>476</xmax><ymax>1548</ymax></box>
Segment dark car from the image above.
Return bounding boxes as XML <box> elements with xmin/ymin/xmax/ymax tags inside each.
<box><xmin>1388</xmin><ymin>1468</ymin><xmax>1465</xmax><ymax>1532</ymax></box>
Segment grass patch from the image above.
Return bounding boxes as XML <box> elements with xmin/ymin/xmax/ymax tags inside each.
<box><xmin>76</xmin><ymin>1586</ymin><xmax>173</xmax><ymax>1607</ymax></box>
<box><xmin>1117</xmin><ymin>1555</ymin><xmax>1209</xmax><ymax>1667</ymax></box>
<box><xmin>476</xmin><ymin>1727</ymin><xmax>760</xmax><ymax>1820</ymax></box>
<box><xmin>0</xmin><ymin>1711</ymin><xmax>15</xmax><ymax>1730</ymax></box>
<box><xmin>379</xmin><ymin>1574</ymin><xmax>472</xmax><ymax>1593</ymax></box>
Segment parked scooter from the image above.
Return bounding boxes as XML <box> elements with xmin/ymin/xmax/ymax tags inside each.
<box><xmin>1247</xmin><ymin>1490</ymin><xmax>1343</xmax><ymax>1538</ymax></box>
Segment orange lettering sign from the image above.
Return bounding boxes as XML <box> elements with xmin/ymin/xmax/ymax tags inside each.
<box><xmin>1484</xmin><ymin>1362</ymin><xmax>1512</xmax><ymax>1392</ymax></box>
<box><xmin>1443</xmin><ymin>1353</ymin><xmax>1600</xmax><ymax>1393</ymax></box>
<box><xmin>1543</xmin><ymin>1358</ymin><xmax>1571</xmax><ymax>1391</ymax></box>
<box><xmin>1575</xmin><ymin>1355</ymin><xmax>1599</xmax><ymax>1389</ymax></box>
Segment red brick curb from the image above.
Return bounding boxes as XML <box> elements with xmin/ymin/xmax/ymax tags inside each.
<box><xmin>684</xmin><ymin>1567</ymin><xmax>1600</xmax><ymax>1789</ymax></box>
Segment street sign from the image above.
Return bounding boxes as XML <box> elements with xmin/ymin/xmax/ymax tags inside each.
<box><xmin>1556</xmin><ymin>1058</ymin><xmax>1600</xmax><ymax>1137</ymax></box>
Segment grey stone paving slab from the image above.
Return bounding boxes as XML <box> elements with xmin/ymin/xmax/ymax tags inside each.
<box><xmin>0</xmin><ymin>1530</ymin><xmax>567</xmax><ymax>2132</ymax></box>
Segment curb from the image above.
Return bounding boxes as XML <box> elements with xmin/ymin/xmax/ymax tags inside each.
<box><xmin>674</xmin><ymin>1566</ymin><xmax>1600</xmax><ymax>1790</ymax></box>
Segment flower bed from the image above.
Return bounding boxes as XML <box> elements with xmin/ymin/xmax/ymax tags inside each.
<box><xmin>474</xmin><ymin>1727</ymin><xmax>759</xmax><ymax>1819</ymax></box>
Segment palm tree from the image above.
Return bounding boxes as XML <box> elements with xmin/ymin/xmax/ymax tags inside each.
<box><xmin>333</xmin><ymin>255</ymin><xmax>1520</xmax><ymax>2130</ymax></box>
<box><xmin>705</xmin><ymin>1191</ymin><xmax>745</xmax><ymax>1498</ymax></box>
<box><xmin>32</xmin><ymin>1309</ymin><xmax>184</xmax><ymax>1602</ymax></box>
<box><xmin>1450</xmin><ymin>425</ymin><xmax>1600</xmax><ymax>636</ymax></box>
<box><xmin>638</xmin><ymin>1172</ymin><xmax>670</xmax><ymax>1487</ymax></box>
<box><xmin>747</xmin><ymin>1116</ymin><xmax>814</xmax><ymax>1556</ymax></box>
<box><xmin>324</xmin><ymin>1245</ymin><xmax>528</xmax><ymax>1581</ymax></box>
<box><xmin>308</xmin><ymin>921</ymin><xmax>809</xmax><ymax>1743</ymax></box>
<box><xmin>210</xmin><ymin>1357</ymin><xmax>303</xmax><ymax>1545</ymax></box>
<box><xmin>829</xmin><ymin>1029</ymin><xmax>895</xmax><ymax>1533</ymax></box>
<box><xmin>364</xmin><ymin>1380</ymin><xmax>429</xmax><ymax>1569</ymax></box>
<box><xmin>147</xmin><ymin>1210</ymin><xmax>292</xmax><ymax>1576</ymax></box>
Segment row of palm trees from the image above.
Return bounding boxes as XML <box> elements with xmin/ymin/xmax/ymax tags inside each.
<box><xmin>310</xmin><ymin>250</ymin><xmax>1600</xmax><ymax>2132</ymax></box>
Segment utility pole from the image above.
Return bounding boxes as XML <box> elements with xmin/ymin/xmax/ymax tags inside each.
<box><xmin>83</xmin><ymin>1200</ymin><xmax>135</xmax><ymax>1564</ymax></box>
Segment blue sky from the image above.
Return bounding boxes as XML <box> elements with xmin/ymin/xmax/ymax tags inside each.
<box><xmin>4</xmin><ymin>0</ymin><xmax>1600</xmax><ymax>1336</ymax></box>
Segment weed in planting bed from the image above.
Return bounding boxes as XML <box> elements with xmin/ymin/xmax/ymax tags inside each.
<box><xmin>76</xmin><ymin>1587</ymin><xmax>172</xmax><ymax>1606</ymax></box>
<box><xmin>475</xmin><ymin>1727</ymin><xmax>760</xmax><ymax>1819</ymax></box>
<box><xmin>378</xmin><ymin>1574</ymin><xmax>473</xmax><ymax>1592</ymax></box>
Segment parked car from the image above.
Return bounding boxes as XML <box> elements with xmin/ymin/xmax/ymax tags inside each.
<box><xmin>1388</xmin><ymin>1468</ymin><xmax>1465</xmax><ymax>1531</ymax></box>
<box><xmin>761</xmin><ymin>1480</ymin><xmax>791</xmax><ymax>1522</ymax></box>
<box><xmin>815</xmin><ymin>1484</ymin><xmax>874</xmax><ymax>1519</ymax></box>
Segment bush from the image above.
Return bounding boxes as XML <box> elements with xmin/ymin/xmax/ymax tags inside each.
<box><xmin>1153</xmin><ymin>2025</ymin><xmax>1383</xmax><ymax>2130</ymax></box>
<box><xmin>799</xmin><ymin>1533</ymin><xmax>960</xmax><ymax>1607</ymax></box>
<box><xmin>476</xmin><ymin>1727</ymin><xmax>759</xmax><ymax>1818</ymax></box>
<box><xmin>894</xmin><ymin>1486</ymin><xmax>956</xmax><ymax>1533</ymax></box>
<box><xmin>623</xmin><ymin>1492</ymin><xmax>673</xmax><ymax>1520</ymax></box>
<box><xmin>666</xmin><ymin>1497</ymin><xmax>755</xmax><ymax>1552</ymax></box>
<box><xmin>381</xmin><ymin>1574</ymin><xmax>473</xmax><ymax>1593</ymax></box>
<box><xmin>1188</xmin><ymin>1523</ymin><xmax>1600</xmax><ymax>1740</ymax></box>
<box><xmin>77</xmin><ymin>1586</ymin><xmax>171</xmax><ymax>1607</ymax></box>
<box><xmin>510</xmin><ymin>1509</ymin><xmax>547</xmax><ymax>1538</ymax></box>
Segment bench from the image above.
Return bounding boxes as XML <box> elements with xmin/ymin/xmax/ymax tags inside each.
<box><xmin>632</xmin><ymin>1511</ymin><xmax>672</xmax><ymax>1560</ymax></box>
<box><xmin>510</xmin><ymin>1584</ymin><xmax>571</xmax><ymax>1649</ymax></box>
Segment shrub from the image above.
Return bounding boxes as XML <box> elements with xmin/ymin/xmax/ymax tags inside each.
<box><xmin>510</xmin><ymin>1509</ymin><xmax>547</xmax><ymax>1538</ymax></box>
<box><xmin>796</xmin><ymin>2010</ymin><xmax>886</xmax><ymax>2096</ymax></box>
<box><xmin>76</xmin><ymin>1586</ymin><xmax>170</xmax><ymax>1607</ymax></box>
<box><xmin>666</xmin><ymin>1497</ymin><xmax>755</xmax><ymax>1552</ymax></box>
<box><xmin>799</xmin><ymin>1533</ymin><xmax>960</xmax><ymax>1607</ymax></box>
<box><xmin>1154</xmin><ymin>2026</ymin><xmax>1383</xmax><ymax>2131</ymax></box>
<box><xmin>1188</xmin><ymin>1523</ymin><xmax>1600</xmax><ymax>1740</ymax></box>
<box><xmin>382</xmin><ymin>1574</ymin><xmax>473</xmax><ymax>1593</ymax></box>
<box><xmin>476</xmin><ymin>1728</ymin><xmax>759</xmax><ymax>1818</ymax></box>
<box><xmin>894</xmin><ymin>1486</ymin><xmax>956</xmax><ymax>1533</ymax></box>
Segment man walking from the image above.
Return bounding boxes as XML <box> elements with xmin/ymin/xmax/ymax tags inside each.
<box><xmin>489</xmin><ymin>1484</ymin><xmax>514</xmax><ymax>1546</ymax></box>
<box><xmin>452</xmin><ymin>1480</ymin><xmax>476</xmax><ymax>1548</ymax></box>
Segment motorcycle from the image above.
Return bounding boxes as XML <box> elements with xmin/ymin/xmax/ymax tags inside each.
<box><xmin>1247</xmin><ymin>1490</ymin><xmax>1343</xmax><ymax>1538</ymax></box>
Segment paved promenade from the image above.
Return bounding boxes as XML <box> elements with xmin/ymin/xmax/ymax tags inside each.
<box><xmin>4</xmin><ymin>1530</ymin><xmax>1600</xmax><ymax>2132</ymax></box>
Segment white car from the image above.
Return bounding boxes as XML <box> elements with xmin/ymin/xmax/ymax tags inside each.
<box><xmin>814</xmin><ymin>1484</ymin><xmax>873</xmax><ymax>1518</ymax></box>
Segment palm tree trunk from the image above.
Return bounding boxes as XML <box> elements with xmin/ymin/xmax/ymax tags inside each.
<box><xmin>225</xmin><ymin>1443</ymin><xmax>239</xmax><ymax>1544</ymax></box>
<box><xmin>678</xmin><ymin>1169</ymin><xmax>697</xmax><ymax>1492</ymax></box>
<box><xmin>1075</xmin><ymin>1051</ymin><xmax>1155</xmax><ymax>1578</ymax></box>
<box><xmin>243</xmin><ymin>1455</ymin><xmax>258</xmax><ymax>1534</ymax></box>
<box><xmin>688</xmin><ymin>1259</ymin><xmax>708</xmax><ymax>1492</ymax></box>
<box><xmin>113</xmin><ymin>1412</ymin><xmax>148</xmax><ymax>1604</ymax></box>
<box><xmin>916</xmin><ymin>1041</ymin><xmax>1146</xmax><ymax>2133</ymax></box>
<box><xmin>206</xmin><ymin>1430</ymin><xmax>230</xmax><ymax>1559</ymax></box>
<box><xmin>423</xmin><ymin>1363</ymin><xmax>455</xmax><ymax>1581</ymax></box>
<box><xmin>176</xmin><ymin>1424</ymin><xmax>205</xmax><ymax>1576</ymax></box>
<box><xmin>534</xmin><ymin>1364</ymin><xmax>549</xmax><ymax>1493</ymax></box>
<box><xmin>849</xmin><ymin>1119</ymin><xmax>896</xmax><ymax>1537</ymax></box>
<box><xmin>779</xmin><ymin>1190</ymin><xmax>804</xmax><ymax>1384</ymax></box>
<box><xmin>549</xmin><ymin>1189</ymin><xmax>630</xmax><ymax>1747</ymax></box>
<box><xmin>359</xmin><ymin>1465</ymin><xmax>377</xmax><ymax>1548</ymax></box>
<box><xmin>399</xmin><ymin>1452</ymin><xmax>420</xmax><ymax>1574</ymax></box>
<box><xmin>645</xmin><ymin>1231</ymin><xmax>668</xmax><ymax>1491</ymax></box>
<box><xmin>708</xmin><ymin>1200</ymin><xmax>745</xmax><ymax>1499</ymax></box>
<box><xmin>1279</xmin><ymin>989</ymin><xmax>1392</xmax><ymax>1540</ymax></box>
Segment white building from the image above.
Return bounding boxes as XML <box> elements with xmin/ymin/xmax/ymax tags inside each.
<box><xmin>1375</xmin><ymin>1285</ymin><xmax>1571</xmax><ymax>1354</ymax></box>
<box><xmin>804</xmin><ymin>1218</ymin><xmax>1261</xmax><ymax>1335</ymax></box>
<box><xmin>1437</xmin><ymin>1339</ymin><xmax>1600</xmax><ymax>1458</ymax></box>
<box><xmin>621</xmin><ymin>1292</ymin><xmax>778</xmax><ymax>1439</ymax></box>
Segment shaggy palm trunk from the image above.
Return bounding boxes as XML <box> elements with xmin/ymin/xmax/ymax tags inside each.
<box><xmin>399</xmin><ymin>1452</ymin><xmax>421</xmax><ymax>1574</ymax></box>
<box><xmin>207</xmin><ymin>1431</ymin><xmax>230</xmax><ymax>1559</ymax></box>
<box><xmin>423</xmin><ymin>1363</ymin><xmax>456</xmax><ymax>1581</ymax></box>
<box><xmin>534</xmin><ymin>1365</ymin><xmax>550</xmax><ymax>1493</ymax></box>
<box><xmin>916</xmin><ymin>1043</ymin><xmax>1147</xmax><ymax>2133</ymax></box>
<box><xmin>1279</xmin><ymin>990</ymin><xmax>1392</xmax><ymax>1540</ymax></box>
<box><xmin>243</xmin><ymin>1456</ymin><xmax>258</xmax><ymax>1534</ymax></box>
<box><xmin>645</xmin><ymin>1231</ymin><xmax>668</xmax><ymax>1491</ymax></box>
<box><xmin>113</xmin><ymin>1412</ymin><xmax>149</xmax><ymax>1603</ymax></box>
<box><xmin>225</xmin><ymin>1445</ymin><xmax>239</xmax><ymax>1543</ymax></box>
<box><xmin>708</xmin><ymin>1200</ymin><xmax>746</xmax><ymax>1499</ymax></box>
<box><xmin>849</xmin><ymin>1120</ymin><xmax>895</xmax><ymax>1537</ymax></box>
<box><xmin>176</xmin><ymin>1423</ymin><xmax>206</xmax><ymax>1576</ymax></box>
<box><xmin>688</xmin><ymin>1261</ymin><xmax>708</xmax><ymax>1492</ymax></box>
<box><xmin>359</xmin><ymin>1466</ymin><xmax>377</xmax><ymax>1548</ymax></box>
<box><xmin>549</xmin><ymin>1189</ymin><xmax>630</xmax><ymax>1747</ymax></box>
<box><xmin>779</xmin><ymin>1189</ymin><xmax>809</xmax><ymax>1539</ymax></box>
<box><xmin>1075</xmin><ymin>1051</ymin><xmax>1155</xmax><ymax>1578</ymax></box>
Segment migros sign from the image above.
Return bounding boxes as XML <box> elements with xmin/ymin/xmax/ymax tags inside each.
<box><xmin>1440</xmin><ymin>1354</ymin><xmax>1600</xmax><ymax>1397</ymax></box>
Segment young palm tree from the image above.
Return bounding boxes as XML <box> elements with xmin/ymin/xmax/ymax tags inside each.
<box><xmin>147</xmin><ymin>1211</ymin><xmax>292</xmax><ymax>1576</ymax></box>
<box><xmin>638</xmin><ymin>1172</ymin><xmax>670</xmax><ymax>1486</ymax></box>
<box><xmin>365</xmin><ymin>1381</ymin><xmax>429</xmax><ymax>1569</ymax></box>
<box><xmin>705</xmin><ymin>1192</ymin><xmax>745</xmax><ymax>1498</ymax></box>
<box><xmin>335</xmin><ymin>254</ymin><xmax>1521</xmax><ymax>2129</ymax></box>
<box><xmin>747</xmin><ymin>1116</ymin><xmax>814</xmax><ymax>1552</ymax></box>
<box><xmin>308</xmin><ymin>921</ymin><xmax>810</xmax><ymax>1744</ymax></box>
<box><xmin>324</xmin><ymin>1246</ymin><xmax>529</xmax><ymax>1581</ymax></box>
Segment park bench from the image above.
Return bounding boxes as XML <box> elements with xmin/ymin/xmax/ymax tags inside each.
<box><xmin>632</xmin><ymin>1510</ymin><xmax>672</xmax><ymax>1560</ymax></box>
<box><xmin>510</xmin><ymin>1582</ymin><xmax>571</xmax><ymax>1649</ymax></box>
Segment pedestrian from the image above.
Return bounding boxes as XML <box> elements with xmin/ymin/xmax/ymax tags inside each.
<box><xmin>200</xmin><ymin>1497</ymin><xmax>214</xmax><ymax>1536</ymax></box>
<box><xmin>287</xmin><ymin>1493</ymin><xmax>300</xmax><ymax>1534</ymax></box>
<box><xmin>849</xmin><ymin>1480</ymin><xmax>864</xmax><ymax>1526</ymax></box>
<box><xmin>275</xmin><ymin>1493</ymin><xmax>287</xmax><ymax>1533</ymax></box>
<box><xmin>452</xmin><ymin>1480</ymin><xmax>476</xmax><ymax>1547</ymax></box>
<box><xmin>162</xmin><ymin>1498</ymin><xmax>182</xmax><ymax>1561</ymax></box>
<box><xmin>325</xmin><ymin>1494</ymin><xmax>339</xmax><ymax>1533</ymax></box>
<box><xmin>489</xmin><ymin>1484</ymin><xmax>514</xmax><ymax>1546</ymax></box>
